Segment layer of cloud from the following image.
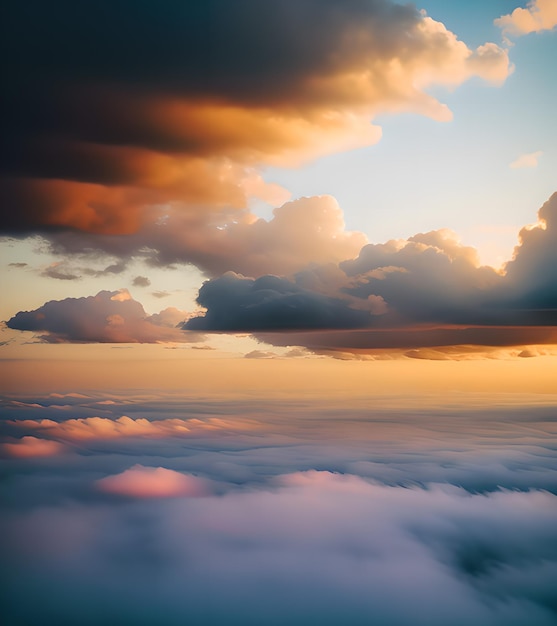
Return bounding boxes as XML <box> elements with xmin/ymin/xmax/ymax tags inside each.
<box><xmin>1</xmin><ymin>472</ymin><xmax>556</xmax><ymax>625</ymax></box>
<box><xmin>95</xmin><ymin>465</ymin><xmax>209</xmax><ymax>498</ymax></box>
<box><xmin>510</xmin><ymin>150</ymin><xmax>543</xmax><ymax>169</ymax></box>
<box><xmin>1</xmin><ymin>0</ymin><xmax>510</xmax><ymax>274</ymax></box>
<box><xmin>6</xmin><ymin>289</ymin><xmax>198</xmax><ymax>343</ymax></box>
<box><xmin>3</xmin><ymin>391</ymin><xmax>557</xmax><ymax>495</ymax></box>
<box><xmin>2</xmin><ymin>388</ymin><xmax>556</xmax><ymax>624</ymax></box>
<box><xmin>9</xmin><ymin>415</ymin><xmax>258</xmax><ymax>441</ymax></box>
<box><xmin>496</xmin><ymin>0</ymin><xmax>557</xmax><ymax>37</ymax></box>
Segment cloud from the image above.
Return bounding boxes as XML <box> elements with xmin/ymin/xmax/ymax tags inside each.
<box><xmin>7</xmin><ymin>193</ymin><xmax>557</xmax><ymax>352</ymax></box>
<box><xmin>510</xmin><ymin>150</ymin><xmax>543</xmax><ymax>168</ymax></box>
<box><xmin>1</xmin><ymin>0</ymin><xmax>511</xmax><ymax>270</ymax></box>
<box><xmin>132</xmin><ymin>276</ymin><xmax>151</xmax><ymax>288</ymax></box>
<box><xmin>244</xmin><ymin>350</ymin><xmax>279</xmax><ymax>359</ymax></box>
<box><xmin>40</xmin><ymin>262</ymin><xmax>80</xmax><ymax>281</ymax></box>
<box><xmin>1</xmin><ymin>436</ymin><xmax>65</xmax><ymax>458</ymax></box>
<box><xmin>6</xmin><ymin>289</ymin><xmax>197</xmax><ymax>343</ymax></box>
<box><xmin>9</xmin><ymin>414</ymin><xmax>258</xmax><ymax>441</ymax></box>
<box><xmin>34</xmin><ymin>195</ymin><xmax>368</xmax><ymax>279</ymax></box>
<box><xmin>495</xmin><ymin>0</ymin><xmax>557</xmax><ymax>37</ymax></box>
<box><xmin>37</xmin><ymin>259</ymin><xmax>128</xmax><ymax>281</ymax></box>
<box><xmin>184</xmin><ymin>273</ymin><xmax>372</xmax><ymax>331</ymax></box>
<box><xmin>184</xmin><ymin>193</ymin><xmax>557</xmax><ymax>354</ymax></box>
<box><xmin>135</xmin><ymin>195</ymin><xmax>368</xmax><ymax>277</ymax></box>
<box><xmin>95</xmin><ymin>465</ymin><xmax>209</xmax><ymax>498</ymax></box>
<box><xmin>502</xmin><ymin>192</ymin><xmax>557</xmax><ymax>308</ymax></box>
<box><xmin>2</xmin><ymin>389</ymin><xmax>557</xmax><ymax>624</ymax></box>
<box><xmin>1</xmin><ymin>471</ymin><xmax>556</xmax><ymax>624</ymax></box>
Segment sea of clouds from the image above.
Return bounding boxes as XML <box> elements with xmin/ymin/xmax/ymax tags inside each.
<box><xmin>1</xmin><ymin>392</ymin><xmax>556</xmax><ymax>625</ymax></box>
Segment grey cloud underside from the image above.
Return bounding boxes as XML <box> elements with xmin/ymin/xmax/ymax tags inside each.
<box><xmin>185</xmin><ymin>274</ymin><xmax>371</xmax><ymax>331</ymax></box>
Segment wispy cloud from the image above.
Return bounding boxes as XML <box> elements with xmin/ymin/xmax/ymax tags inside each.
<box><xmin>510</xmin><ymin>150</ymin><xmax>543</xmax><ymax>169</ymax></box>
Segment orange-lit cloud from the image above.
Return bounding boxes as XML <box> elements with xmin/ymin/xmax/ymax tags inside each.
<box><xmin>2</xmin><ymin>0</ymin><xmax>511</xmax><ymax>270</ymax></box>
<box><xmin>495</xmin><ymin>0</ymin><xmax>557</xmax><ymax>37</ymax></box>
<box><xmin>10</xmin><ymin>415</ymin><xmax>259</xmax><ymax>441</ymax></box>
<box><xmin>1</xmin><ymin>436</ymin><xmax>65</xmax><ymax>458</ymax></box>
<box><xmin>95</xmin><ymin>465</ymin><xmax>209</xmax><ymax>498</ymax></box>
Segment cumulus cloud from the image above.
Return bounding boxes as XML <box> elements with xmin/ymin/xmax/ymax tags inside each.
<box><xmin>6</xmin><ymin>289</ymin><xmax>197</xmax><ymax>343</ymax></box>
<box><xmin>1</xmin><ymin>0</ymin><xmax>510</xmax><ymax>271</ymax></box>
<box><xmin>1</xmin><ymin>436</ymin><xmax>65</xmax><ymax>458</ymax></box>
<box><xmin>184</xmin><ymin>193</ymin><xmax>557</xmax><ymax>354</ymax></box>
<box><xmin>495</xmin><ymin>0</ymin><xmax>557</xmax><ymax>37</ymax></box>
<box><xmin>135</xmin><ymin>195</ymin><xmax>368</xmax><ymax>277</ymax></box>
<box><xmin>184</xmin><ymin>273</ymin><xmax>372</xmax><ymax>331</ymax></box>
<box><xmin>95</xmin><ymin>465</ymin><xmax>209</xmax><ymax>498</ymax></box>
<box><xmin>510</xmin><ymin>150</ymin><xmax>543</xmax><ymax>168</ymax></box>
<box><xmin>7</xmin><ymin>194</ymin><xmax>557</xmax><ymax>352</ymax></box>
<box><xmin>503</xmin><ymin>191</ymin><xmax>557</xmax><ymax>309</ymax></box>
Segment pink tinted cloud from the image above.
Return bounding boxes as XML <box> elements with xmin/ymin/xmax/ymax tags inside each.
<box><xmin>10</xmin><ymin>415</ymin><xmax>259</xmax><ymax>441</ymax></box>
<box><xmin>1</xmin><ymin>436</ymin><xmax>65</xmax><ymax>458</ymax></box>
<box><xmin>95</xmin><ymin>465</ymin><xmax>209</xmax><ymax>498</ymax></box>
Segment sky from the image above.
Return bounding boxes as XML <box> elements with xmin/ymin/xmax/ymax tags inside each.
<box><xmin>1</xmin><ymin>1</ymin><xmax>557</xmax><ymax>624</ymax></box>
